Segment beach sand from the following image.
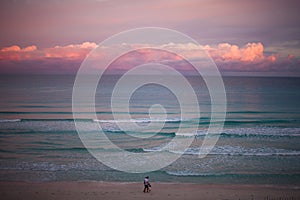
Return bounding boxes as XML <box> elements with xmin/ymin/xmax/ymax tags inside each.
<box><xmin>1</xmin><ymin>181</ymin><xmax>299</xmax><ymax>200</ymax></box>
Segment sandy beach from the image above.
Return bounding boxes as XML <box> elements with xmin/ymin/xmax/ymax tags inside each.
<box><xmin>1</xmin><ymin>181</ymin><xmax>299</xmax><ymax>200</ymax></box>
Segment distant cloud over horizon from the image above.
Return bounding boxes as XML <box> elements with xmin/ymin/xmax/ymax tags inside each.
<box><xmin>0</xmin><ymin>41</ymin><xmax>299</xmax><ymax>75</ymax></box>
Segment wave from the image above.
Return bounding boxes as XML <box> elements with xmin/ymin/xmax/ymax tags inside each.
<box><xmin>1</xmin><ymin>118</ymin><xmax>299</xmax><ymax>139</ymax></box>
<box><xmin>0</xmin><ymin>117</ymin><xmax>299</xmax><ymax>124</ymax></box>
<box><xmin>144</xmin><ymin>144</ymin><xmax>300</xmax><ymax>156</ymax></box>
<box><xmin>164</xmin><ymin>171</ymin><xmax>300</xmax><ymax>177</ymax></box>
<box><xmin>0</xmin><ymin>111</ymin><xmax>112</xmax><ymax>114</ymax></box>
<box><xmin>93</xmin><ymin>117</ymin><xmax>184</xmax><ymax>123</ymax></box>
<box><xmin>0</xmin><ymin>117</ymin><xmax>185</xmax><ymax>123</ymax></box>
<box><xmin>222</xmin><ymin>119</ymin><xmax>300</xmax><ymax>125</ymax></box>
<box><xmin>27</xmin><ymin>147</ymin><xmax>146</xmax><ymax>153</ymax></box>
<box><xmin>95</xmin><ymin>118</ymin><xmax>296</xmax><ymax>125</ymax></box>
<box><xmin>0</xmin><ymin>159</ymin><xmax>110</xmax><ymax>172</ymax></box>
<box><xmin>27</xmin><ymin>147</ymin><xmax>89</xmax><ymax>152</ymax></box>
<box><xmin>165</xmin><ymin>171</ymin><xmax>229</xmax><ymax>177</ymax></box>
<box><xmin>0</xmin><ymin>118</ymin><xmax>94</xmax><ymax>123</ymax></box>
<box><xmin>175</xmin><ymin>132</ymin><xmax>300</xmax><ymax>138</ymax></box>
<box><xmin>0</xmin><ymin>117</ymin><xmax>183</xmax><ymax>123</ymax></box>
<box><xmin>0</xmin><ymin>119</ymin><xmax>21</xmax><ymax>123</ymax></box>
<box><xmin>0</xmin><ymin>111</ymin><xmax>73</xmax><ymax>114</ymax></box>
<box><xmin>175</xmin><ymin>127</ymin><xmax>300</xmax><ymax>138</ymax></box>
<box><xmin>220</xmin><ymin>132</ymin><xmax>300</xmax><ymax>138</ymax></box>
<box><xmin>175</xmin><ymin>133</ymin><xmax>198</xmax><ymax>137</ymax></box>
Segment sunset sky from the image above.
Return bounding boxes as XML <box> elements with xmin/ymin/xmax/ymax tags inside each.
<box><xmin>0</xmin><ymin>0</ymin><xmax>299</xmax><ymax>76</ymax></box>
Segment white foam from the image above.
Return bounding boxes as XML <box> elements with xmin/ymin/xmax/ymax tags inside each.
<box><xmin>165</xmin><ymin>171</ymin><xmax>228</xmax><ymax>176</ymax></box>
<box><xmin>144</xmin><ymin>144</ymin><xmax>300</xmax><ymax>156</ymax></box>
<box><xmin>93</xmin><ymin>117</ymin><xmax>184</xmax><ymax>123</ymax></box>
<box><xmin>175</xmin><ymin>127</ymin><xmax>300</xmax><ymax>138</ymax></box>
<box><xmin>0</xmin><ymin>119</ymin><xmax>21</xmax><ymax>123</ymax></box>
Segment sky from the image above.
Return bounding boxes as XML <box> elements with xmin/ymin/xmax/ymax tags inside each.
<box><xmin>0</xmin><ymin>0</ymin><xmax>299</xmax><ymax>76</ymax></box>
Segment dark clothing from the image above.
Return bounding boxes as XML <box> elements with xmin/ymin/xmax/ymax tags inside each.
<box><xmin>143</xmin><ymin>178</ymin><xmax>150</xmax><ymax>193</ymax></box>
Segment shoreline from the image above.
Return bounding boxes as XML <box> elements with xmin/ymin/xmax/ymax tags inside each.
<box><xmin>1</xmin><ymin>181</ymin><xmax>299</xmax><ymax>200</ymax></box>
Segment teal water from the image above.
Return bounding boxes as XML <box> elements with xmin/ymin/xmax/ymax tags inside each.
<box><xmin>0</xmin><ymin>75</ymin><xmax>300</xmax><ymax>185</ymax></box>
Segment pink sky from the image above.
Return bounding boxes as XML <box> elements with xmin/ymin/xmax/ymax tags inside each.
<box><xmin>0</xmin><ymin>0</ymin><xmax>299</xmax><ymax>75</ymax></box>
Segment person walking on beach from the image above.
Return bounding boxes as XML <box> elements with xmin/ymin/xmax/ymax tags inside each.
<box><xmin>143</xmin><ymin>176</ymin><xmax>151</xmax><ymax>193</ymax></box>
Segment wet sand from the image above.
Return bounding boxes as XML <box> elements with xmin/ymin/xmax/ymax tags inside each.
<box><xmin>1</xmin><ymin>181</ymin><xmax>299</xmax><ymax>200</ymax></box>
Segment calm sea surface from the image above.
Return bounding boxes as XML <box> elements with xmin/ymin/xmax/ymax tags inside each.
<box><xmin>0</xmin><ymin>75</ymin><xmax>300</xmax><ymax>184</ymax></box>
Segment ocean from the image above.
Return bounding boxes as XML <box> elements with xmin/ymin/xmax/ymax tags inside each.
<box><xmin>0</xmin><ymin>75</ymin><xmax>300</xmax><ymax>185</ymax></box>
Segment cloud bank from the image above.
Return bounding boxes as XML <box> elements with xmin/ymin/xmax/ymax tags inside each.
<box><xmin>0</xmin><ymin>41</ymin><xmax>299</xmax><ymax>75</ymax></box>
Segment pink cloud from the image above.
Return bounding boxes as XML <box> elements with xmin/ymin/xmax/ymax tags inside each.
<box><xmin>288</xmin><ymin>54</ymin><xmax>295</xmax><ymax>61</ymax></box>
<box><xmin>44</xmin><ymin>42</ymin><xmax>97</xmax><ymax>59</ymax></box>
<box><xmin>107</xmin><ymin>48</ymin><xmax>185</xmax><ymax>71</ymax></box>
<box><xmin>0</xmin><ymin>45</ymin><xmax>37</xmax><ymax>52</ymax></box>
<box><xmin>0</xmin><ymin>42</ymin><xmax>97</xmax><ymax>61</ymax></box>
<box><xmin>23</xmin><ymin>45</ymin><xmax>38</xmax><ymax>52</ymax></box>
<box><xmin>1</xmin><ymin>41</ymin><xmax>299</xmax><ymax>74</ymax></box>
<box><xmin>0</xmin><ymin>45</ymin><xmax>39</xmax><ymax>61</ymax></box>
<box><xmin>0</xmin><ymin>41</ymin><xmax>278</xmax><ymax>64</ymax></box>
<box><xmin>204</xmin><ymin>42</ymin><xmax>276</xmax><ymax>63</ymax></box>
<box><xmin>1</xmin><ymin>45</ymin><xmax>22</xmax><ymax>52</ymax></box>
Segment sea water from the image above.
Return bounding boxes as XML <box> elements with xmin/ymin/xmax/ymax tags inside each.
<box><xmin>0</xmin><ymin>75</ymin><xmax>299</xmax><ymax>185</ymax></box>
